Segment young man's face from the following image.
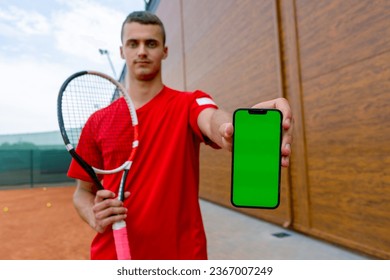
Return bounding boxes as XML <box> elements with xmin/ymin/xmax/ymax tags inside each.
<box><xmin>120</xmin><ymin>22</ymin><xmax>168</xmax><ymax>81</ymax></box>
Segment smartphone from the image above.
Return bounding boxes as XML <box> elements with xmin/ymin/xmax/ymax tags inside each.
<box><xmin>231</xmin><ymin>108</ymin><xmax>282</xmax><ymax>209</ymax></box>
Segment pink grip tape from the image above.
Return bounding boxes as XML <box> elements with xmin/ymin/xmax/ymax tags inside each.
<box><xmin>112</xmin><ymin>221</ymin><xmax>131</xmax><ymax>260</ymax></box>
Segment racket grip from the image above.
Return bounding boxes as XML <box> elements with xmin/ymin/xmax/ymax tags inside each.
<box><xmin>112</xmin><ymin>220</ymin><xmax>131</xmax><ymax>260</ymax></box>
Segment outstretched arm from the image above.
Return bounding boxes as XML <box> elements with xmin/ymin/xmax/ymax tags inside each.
<box><xmin>197</xmin><ymin>97</ymin><xmax>293</xmax><ymax>167</ymax></box>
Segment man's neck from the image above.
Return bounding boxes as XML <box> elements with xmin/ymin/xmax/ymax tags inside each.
<box><xmin>128</xmin><ymin>77</ymin><xmax>164</xmax><ymax>109</ymax></box>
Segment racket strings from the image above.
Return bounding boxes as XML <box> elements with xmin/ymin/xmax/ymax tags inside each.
<box><xmin>60</xmin><ymin>74</ymin><xmax>134</xmax><ymax>170</ymax></box>
<box><xmin>62</xmin><ymin>76</ymin><xmax>114</xmax><ymax>141</ymax></box>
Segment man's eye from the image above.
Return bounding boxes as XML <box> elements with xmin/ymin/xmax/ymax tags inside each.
<box><xmin>129</xmin><ymin>41</ymin><xmax>138</xmax><ymax>48</ymax></box>
<box><xmin>147</xmin><ymin>41</ymin><xmax>157</xmax><ymax>48</ymax></box>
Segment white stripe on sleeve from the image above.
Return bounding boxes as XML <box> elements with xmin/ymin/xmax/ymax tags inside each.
<box><xmin>196</xmin><ymin>97</ymin><xmax>216</xmax><ymax>106</ymax></box>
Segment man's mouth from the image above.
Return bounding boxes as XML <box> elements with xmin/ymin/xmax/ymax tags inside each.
<box><xmin>135</xmin><ymin>60</ymin><xmax>150</xmax><ymax>64</ymax></box>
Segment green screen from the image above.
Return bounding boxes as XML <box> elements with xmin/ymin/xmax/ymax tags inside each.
<box><xmin>231</xmin><ymin>109</ymin><xmax>282</xmax><ymax>208</ymax></box>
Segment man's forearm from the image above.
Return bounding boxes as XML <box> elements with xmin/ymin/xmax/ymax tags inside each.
<box><xmin>198</xmin><ymin>107</ymin><xmax>233</xmax><ymax>151</ymax></box>
<box><xmin>209</xmin><ymin>109</ymin><xmax>233</xmax><ymax>149</ymax></box>
<box><xmin>73</xmin><ymin>180</ymin><xmax>97</xmax><ymax>230</ymax></box>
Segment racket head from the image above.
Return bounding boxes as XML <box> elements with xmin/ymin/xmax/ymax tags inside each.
<box><xmin>57</xmin><ymin>70</ymin><xmax>138</xmax><ymax>192</ymax></box>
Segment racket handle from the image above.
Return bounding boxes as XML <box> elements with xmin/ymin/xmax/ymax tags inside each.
<box><xmin>112</xmin><ymin>220</ymin><xmax>131</xmax><ymax>260</ymax></box>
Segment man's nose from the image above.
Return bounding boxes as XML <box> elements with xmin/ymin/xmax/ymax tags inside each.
<box><xmin>137</xmin><ymin>44</ymin><xmax>147</xmax><ymax>56</ymax></box>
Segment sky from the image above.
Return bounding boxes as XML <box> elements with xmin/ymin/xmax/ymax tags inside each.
<box><xmin>0</xmin><ymin>0</ymin><xmax>145</xmax><ymax>135</ymax></box>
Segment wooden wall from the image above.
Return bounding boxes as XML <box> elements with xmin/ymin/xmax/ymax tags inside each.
<box><xmin>154</xmin><ymin>0</ymin><xmax>390</xmax><ymax>259</ymax></box>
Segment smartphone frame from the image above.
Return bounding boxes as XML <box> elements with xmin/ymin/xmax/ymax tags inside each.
<box><xmin>231</xmin><ymin>108</ymin><xmax>283</xmax><ymax>209</ymax></box>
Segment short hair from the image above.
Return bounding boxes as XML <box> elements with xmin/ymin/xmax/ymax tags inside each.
<box><xmin>121</xmin><ymin>11</ymin><xmax>166</xmax><ymax>45</ymax></box>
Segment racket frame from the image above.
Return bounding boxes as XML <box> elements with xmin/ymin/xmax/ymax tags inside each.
<box><xmin>57</xmin><ymin>70</ymin><xmax>138</xmax><ymax>259</ymax></box>
<box><xmin>57</xmin><ymin>71</ymin><xmax>138</xmax><ymax>194</ymax></box>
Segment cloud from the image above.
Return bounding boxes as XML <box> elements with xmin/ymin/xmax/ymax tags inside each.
<box><xmin>0</xmin><ymin>6</ymin><xmax>50</xmax><ymax>37</ymax></box>
<box><xmin>0</xmin><ymin>0</ymin><xmax>145</xmax><ymax>134</ymax></box>
<box><xmin>52</xmin><ymin>1</ymin><xmax>126</xmax><ymax>65</ymax></box>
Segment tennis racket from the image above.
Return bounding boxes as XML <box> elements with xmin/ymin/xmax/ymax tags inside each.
<box><xmin>57</xmin><ymin>70</ymin><xmax>138</xmax><ymax>260</ymax></box>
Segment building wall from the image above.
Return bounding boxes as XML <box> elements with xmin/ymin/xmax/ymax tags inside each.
<box><xmin>153</xmin><ymin>0</ymin><xmax>390</xmax><ymax>259</ymax></box>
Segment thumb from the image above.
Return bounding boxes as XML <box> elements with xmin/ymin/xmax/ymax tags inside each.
<box><xmin>219</xmin><ymin>123</ymin><xmax>234</xmax><ymax>151</ymax></box>
<box><xmin>220</xmin><ymin>123</ymin><xmax>234</xmax><ymax>138</ymax></box>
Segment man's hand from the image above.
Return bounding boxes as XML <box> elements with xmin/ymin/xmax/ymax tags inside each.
<box><xmin>219</xmin><ymin>97</ymin><xmax>293</xmax><ymax>167</ymax></box>
<box><xmin>92</xmin><ymin>190</ymin><xmax>130</xmax><ymax>233</ymax></box>
<box><xmin>251</xmin><ymin>97</ymin><xmax>293</xmax><ymax>167</ymax></box>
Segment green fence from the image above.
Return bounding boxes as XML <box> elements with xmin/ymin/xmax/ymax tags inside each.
<box><xmin>0</xmin><ymin>148</ymin><xmax>73</xmax><ymax>188</ymax></box>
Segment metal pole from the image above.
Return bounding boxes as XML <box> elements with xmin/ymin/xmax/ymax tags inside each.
<box><xmin>30</xmin><ymin>149</ymin><xmax>34</xmax><ymax>188</ymax></box>
<box><xmin>99</xmin><ymin>49</ymin><xmax>117</xmax><ymax>79</ymax></box>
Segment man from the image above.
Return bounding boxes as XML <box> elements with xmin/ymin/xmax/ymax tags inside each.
<box><xmin>69</xmin><ymin>11</ymin><xmax>293</xmax><ymax>260</ymax></box>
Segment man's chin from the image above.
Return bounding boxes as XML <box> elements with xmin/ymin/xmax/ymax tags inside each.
<box><xmin>135</xmin><ymin>71</ymin><xmax>159</xmax><ymax>81</ymax></box>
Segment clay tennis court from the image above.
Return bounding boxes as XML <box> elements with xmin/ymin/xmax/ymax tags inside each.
<box><xmin>0</xmin><ymin>185</ymin><xmax>95</xmax><ymax>259</ymax></box>
<box><xmin>1</xmin><ymin>185</ymin><xmax>372</xmax><ymax>260</ymax></box>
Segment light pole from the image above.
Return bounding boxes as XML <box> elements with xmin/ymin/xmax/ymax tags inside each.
<box><xmin>99</xmin><ymin>49</ymin><xmax>117</xmax><ymax>79</ymax></box>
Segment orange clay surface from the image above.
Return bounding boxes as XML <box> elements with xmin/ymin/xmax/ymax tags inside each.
<box><xmin>0</xmin><ymin>186</ymin><xmax>95</xmax><ymax>260</ymax></box>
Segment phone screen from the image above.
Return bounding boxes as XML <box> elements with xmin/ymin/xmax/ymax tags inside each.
<box><xmin>231</xmin><ymin>108</ymin><xmax>282</xmax><ymax>208</ymax></box>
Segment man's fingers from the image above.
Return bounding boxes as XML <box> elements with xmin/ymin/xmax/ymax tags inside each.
<box><xmin>95</xmin><ymin>190</ymin><xmax>115</xmax><ymax>203</ymax></box>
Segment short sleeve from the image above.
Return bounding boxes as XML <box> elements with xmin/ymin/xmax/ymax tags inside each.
<box><xmin>189</xmin><ymin>90</ymin><xmax>220</xmax><ymax>148</ymax></box>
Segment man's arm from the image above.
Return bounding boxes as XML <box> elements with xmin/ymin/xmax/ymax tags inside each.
<box><xmin>73</xmin><ymin>179</ymin><xmax>129</xmax><ymax>233</ymax></box>
<box><xmin>197</xmin><ymin>97</ymin><xmax>293</xmax><ymax>167</ymax></box>
<box><xmin>197</xmin><ymin>107</ymin><xmax>233</xmax><ymax>150</ymax></box>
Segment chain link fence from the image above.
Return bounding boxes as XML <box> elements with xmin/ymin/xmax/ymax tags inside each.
<box><xmin>0</xmin><ymin>148</ymin><xmax>73</xmax><ymax>188</ymax></box>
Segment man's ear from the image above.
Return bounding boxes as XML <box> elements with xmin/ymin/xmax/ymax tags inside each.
<box><xmin>163</xmin><ymin>46</ymin><xmax>168</xmax><ymax>60</ymax></box>
<box><xmin>120</xmin><ymin>46</ymin><xmax>124</xmax><ymax>59</ymax></box>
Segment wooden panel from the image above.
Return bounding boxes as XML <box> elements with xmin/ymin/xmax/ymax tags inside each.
<box><xmin>156</xmin><ymin>0</ymin><xmax>186</xmax><ymax>90</ymax></box>
<box><xmin>293</xmin><ymin>0</ymin><xmax>390</xmax><ymax>259</ymax></box>
<box><xmin>295</xmin><ymin>0</ymin><xmax>390</xmax><ymax>80</ymax></box>
<box><xmin>182</xmin><ymin>0</ymin><xmax>281</xmax><ymax>109</ymax></box>
<box><xmin>278</xmin><ymin>0</ymin><xmax>311</xmax><ymax>231</ymax></box>
<box><xmin>303</xmin><ymin>52</ymin><xmax>390</xmax><ymax>258</ymax></box>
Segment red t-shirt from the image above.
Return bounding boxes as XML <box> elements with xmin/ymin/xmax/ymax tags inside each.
<box><xmin>68</xmin><ymin>86</ymin><xmax>219</xmax><ymax>259</ymax></box>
